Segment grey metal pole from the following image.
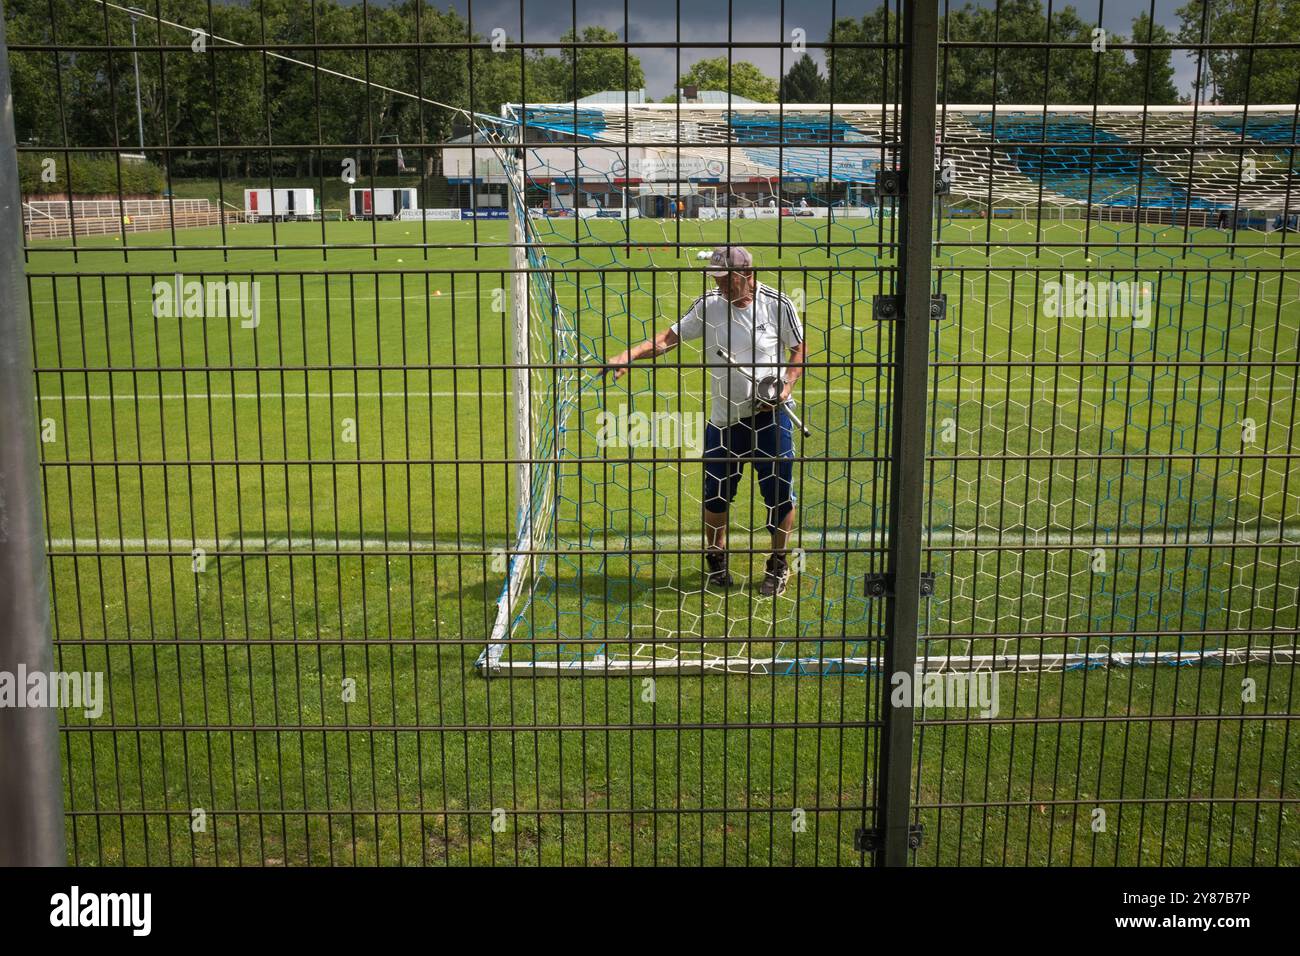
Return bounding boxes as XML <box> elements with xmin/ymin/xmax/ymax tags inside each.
<box><xmin>0</xmin><ymin>2</ymin><xmax>67</xmax><ymax>866</ymax></box>
<box><xmin>130</xmin><ymin>11</ymin><xmax>145</xmax><ymax>152</ymax></box>
<box><xmin>876</xmin><ymin>0</ymin><xmax>939</xmax><ymax>868</ymax></box>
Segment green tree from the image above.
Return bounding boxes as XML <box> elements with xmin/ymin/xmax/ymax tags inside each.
<box><xmin>669</xmin><ymin>57</ymin><xmax>779</xmax><ymax>103</ymax></box>
<box><xmin>827</xmin><ymin>2</ymin><xmax>1183</xmax><ymax>106</ymax></box>
<box><xmin>940</xmin><ymin>0</ymin><xmax>1069</xmax><ymax>104</ymax></box>
<box><xmin>1121</xmin><ymin>14</ymin><xmax>1181</xmax><ymax>104</ymax></box>
<box><xmin>1178</xmin><ymin>0</ymin><xmax>1300</xmax><ymax>103</ymax></box>
<box><xmin>826</xmin><ymin>7</ymin><xmax>896</xmax><ymax>103</ymax></box>
<box><xmin>541</xmin><ymin>26</ymin><xmax>646</xmax><ymax>101</ymax></box>
<box><xmin>780</xmin><ymin>54</ymin><xmax>828</xmax><ymax>103</ymax></box>
<box><xmin>5</xmin><ymin>0</ymin><xmax>268</xmax><ymax>178</ymax></box>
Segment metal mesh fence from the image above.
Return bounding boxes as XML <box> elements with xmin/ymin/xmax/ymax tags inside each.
<box><xmin>0</xmin><ymin>0</ymin><xmax>1296</xmax><ymax>865</ymax></box>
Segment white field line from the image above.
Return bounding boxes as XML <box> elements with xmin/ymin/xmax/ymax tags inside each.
<box><xmin>25</xmin><ymin>270</ymin><xmax>921</xmax><ymax>303</ymax></box>
<box><xmin>28</xmin><ymin>285</ymin><xmax>1293</xmax><ymax>310</ymax></box>
<box><xmin>28</xmin><ymin>289</ymin><xmax>487</xmax><ymax>307</ymax></box>
<box><xmin>40</xmin><ymin>390</ymin><xmax>509</xmax><ymax>401</ymax></box>
<box><xmin>26</xmin><ymin>288</ymin><xmax>759</xmax><ymax>307</ymax></box>
<box><xmin>33</xmin><ymin>382</ymin><xmax>1270</xmax><ymax>403</ymax></box>
<box><xmin>45</xmin><ymin>527</ymin><xmax>1300</xmax><ymax>553</ymax></box>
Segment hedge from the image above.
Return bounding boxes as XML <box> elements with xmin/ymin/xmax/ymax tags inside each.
<box><xmin>19</xmin><ymin>153</ymin><xmax>165</xmax><ymax>197</ymax></box>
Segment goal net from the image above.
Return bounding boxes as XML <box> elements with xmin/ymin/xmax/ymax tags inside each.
<box><xmin>472</xmin><ymin>102</ymin><xmax>1300</xmax><ymax>678</ymax></box>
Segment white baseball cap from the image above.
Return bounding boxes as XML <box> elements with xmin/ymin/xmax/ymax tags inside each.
<box><xmin>707</xmin><ymin>245</ymin><xmax>753</xmax><ymax>277</ymax></box>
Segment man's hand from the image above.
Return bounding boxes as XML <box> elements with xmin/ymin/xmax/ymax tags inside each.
<box><xmin>781</xmin><ymin>342</ymin><xmax>806</xmax><ymax>405</ymax></box>
<box><xmin>602</xmin><ymin>329</ymin><xmax>679</xmax><ymax>383</ymax></box>
<box><xmin>602</xmin><ymin>351</ymin><xmax>631</xmax><ymax>381</ymax></box>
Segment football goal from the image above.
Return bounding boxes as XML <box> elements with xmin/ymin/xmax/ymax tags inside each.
<box><xmin>474</xmin><ymin>103</ymin><xmax>903</xmax><ymax>677</ymax></box>
<box><xmin>473</xmin><ymin>102</ymin><xmax>1300</xmax><ymax>678</ymax></box>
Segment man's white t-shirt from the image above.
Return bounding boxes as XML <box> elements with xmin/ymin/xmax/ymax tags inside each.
<box><xmin>671</xmin><ymin>282</ymin><xmax>805</xmax><ymax>426</ymax></box>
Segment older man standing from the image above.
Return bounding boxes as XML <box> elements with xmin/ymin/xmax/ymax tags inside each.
<box><xmin>604</xmin><ymin>245</ymin><xmax>806</xmax><ymax>596</ymax></box>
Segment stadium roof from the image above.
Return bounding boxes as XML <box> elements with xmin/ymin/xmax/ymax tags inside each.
<box><xmin>676</xmin><ymin>91</ymin><xmax>761</xmax><ymax>105</ymax></box>
<box><xmin>573</xmin><ymin>89</ymin><xmax>650</xmax><ymax>104</ymax></box>
<box><xmin>515</xmin><ymin>90</ymin><xmax>762</xmax><ymax>108</ymax></box>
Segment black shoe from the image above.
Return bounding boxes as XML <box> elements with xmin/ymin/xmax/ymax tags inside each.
<box><xmin>705</xmin><ymin>552</ymin><xmax>734</xmax><ymax>588</ymax></box>
<box><xmin>759</xmin><ymin>555</ymin><xmax>789</xmax><ymax>597</ymax></box>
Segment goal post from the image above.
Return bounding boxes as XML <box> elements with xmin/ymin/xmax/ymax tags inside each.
<box><xmin>479</xmin><ymin>123</ymin><xmax>585</xmax><ymax>676</ymax></box>
<box><xmin>480</xmin><ymin>142</ymin><xmax>536</xmax><ymax>674</ymax></box>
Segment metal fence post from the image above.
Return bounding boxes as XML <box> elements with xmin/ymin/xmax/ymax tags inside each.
<box><xmin>876</xmin><ymin>0</ymin><xmax>939</xmax><ymax>867</ymax></box>
<box><xmin>0</xmin><ymin>2</ymin><xmax>67</xmax><ymax>866</ymax></box>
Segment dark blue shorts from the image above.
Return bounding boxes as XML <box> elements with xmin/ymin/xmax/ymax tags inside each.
<box><xmin>702</xmin><ymin>408</ymin><xmax>797</xmax><ymax>532</ymax></box>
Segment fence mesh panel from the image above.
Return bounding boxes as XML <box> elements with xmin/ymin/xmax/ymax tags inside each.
<box><xmin>2</xmin><ymin>0</ymin><xmax>1296</xmax><ymax>865</ymax></box>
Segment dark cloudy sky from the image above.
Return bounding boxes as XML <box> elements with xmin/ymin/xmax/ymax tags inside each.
<box><xmin>432</xmin><ymin>0</ymin><xmax>1199</xmax><ymax>100</ymax></box>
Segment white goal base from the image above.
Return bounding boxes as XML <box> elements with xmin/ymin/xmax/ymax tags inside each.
<box><xmin>475</xmin><ymin>644</ymin><xmax>1299</xmax><ymax>677</ymax></box>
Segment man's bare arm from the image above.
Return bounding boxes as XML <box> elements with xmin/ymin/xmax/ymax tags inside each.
<box><xmin>780</xmin><ymin>341</ymin><xmax>807</xmax><ymax>402</ymax></box>
<box><xmin>604</xmin><ymin>327</ymin><xmax>681</xmax><ymax>381</ymax></box>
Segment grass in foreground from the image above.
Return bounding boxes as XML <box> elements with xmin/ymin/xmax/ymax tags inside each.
<box><xmin>26</xmin><ymin>216</ymin><xmax>1300</xmax><ymax>864</ymax></box>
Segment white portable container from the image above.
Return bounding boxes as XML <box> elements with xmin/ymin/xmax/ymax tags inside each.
<box><xmin>243</xmin><ymin>188</ymin><xmax>272</xmax><ymax>220</ymax></box>
<box><xmin>271</xmin><ymin>187</ymin><xmax>314</xmax><ymax>220</ymax></box>
<box><xmin>350</xmin><ymin>187</ymin><xmax>418</xmax><ymax>219</ymax></box>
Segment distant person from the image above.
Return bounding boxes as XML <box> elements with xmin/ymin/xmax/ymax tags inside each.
<box><xmin>799</xmin><ymin>197</ymin><xmax>809</xmax><ymax>210</ymax></box>
<box><xmin>1217</xmin><ymin>209</ymin><xmax>1228</xmax><ymax>229</ymax></box>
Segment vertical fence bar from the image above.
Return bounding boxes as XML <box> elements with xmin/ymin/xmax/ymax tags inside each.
<box><xmin>0</xmin><ymin>3</ymin><xmax>66</xmax><ymax>866</ymax></box>
<box><xmin>876</xmin><ymin>0</ymin><xmax>939</xmax><ymax>868</ymax></box>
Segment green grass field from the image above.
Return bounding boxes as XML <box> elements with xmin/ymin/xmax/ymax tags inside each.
<box><xmin>25</xmin><ymin>215</ymin><xmax>1300</xmax><ymax>864</ymax></box>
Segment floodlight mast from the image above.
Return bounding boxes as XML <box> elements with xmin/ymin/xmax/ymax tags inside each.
<box><xmin>128</xmin><ymin>7</ymin><xmax>145</xmax><ymax>152</ymax></box>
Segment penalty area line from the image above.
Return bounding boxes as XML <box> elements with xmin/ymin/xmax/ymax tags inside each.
<box><xmin>45</xmin><ymin>527</ymin><xmax>1300</xmax><ymax>554</ymax></box>
<box><xmin>36</xmin><ymin>382</ymin><xmax>1263</xmax><ymax>403</ymax></box>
